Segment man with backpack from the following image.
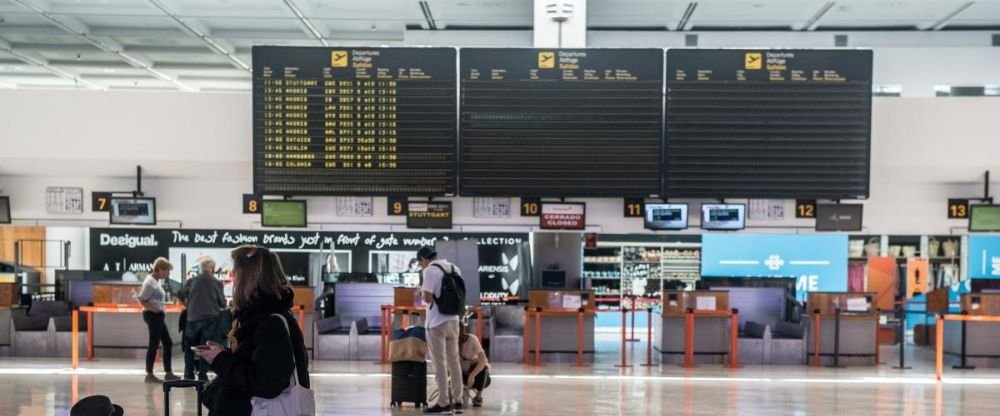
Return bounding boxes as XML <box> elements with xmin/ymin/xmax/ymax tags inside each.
<box><xmin>417</xmin><ymin>246</ymin><xmax>466</xmax><ymax>414</ymax></box>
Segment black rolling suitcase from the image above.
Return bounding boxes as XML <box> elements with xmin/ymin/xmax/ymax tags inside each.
<box><xmin>390</xmin><ymin>361</ymin><xmax>427</xmax><ymax>408</ymax></box>
<box><xmin>163</xmin><ymin>379</ymin><xmax>206</xmax><ymax>416</ymax></box>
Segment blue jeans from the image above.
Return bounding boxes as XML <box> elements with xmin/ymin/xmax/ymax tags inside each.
<box><xmin>183</xmin><ymin>317</ymin><xmax>222</xmax><ymax>379</ymax></box>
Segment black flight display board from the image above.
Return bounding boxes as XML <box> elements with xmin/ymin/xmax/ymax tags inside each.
<box><xmin>665</xmin><ymin>49</ymin><xmax>873</xmax><ymax>199</ymax></box>
<box><xmin>459</xmin><ymin>48</ymin><xmax>664</xmax><ymax>197</ymax></box>
<box><xmin>252</xmin><ymin>47</ymin><xmax>457</xmax><ymax>196</ymax></box>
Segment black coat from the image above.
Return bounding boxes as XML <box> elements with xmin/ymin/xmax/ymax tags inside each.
<box><xmin>208</xmin><ymin>289</ymin><xmax>310</xmax><ymax>416</ymax></box>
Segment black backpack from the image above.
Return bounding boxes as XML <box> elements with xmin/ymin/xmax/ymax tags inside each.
<box><xmin>430</xmin><ymin>264</ymin><xmax>466</xmax><ymax>316</ymax></box>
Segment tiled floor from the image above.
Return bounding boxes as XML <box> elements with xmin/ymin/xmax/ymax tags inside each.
<box><xmin>2</xmin><ymin>340</ymin><xmax>999</xmax><ymax>415</ymax></box>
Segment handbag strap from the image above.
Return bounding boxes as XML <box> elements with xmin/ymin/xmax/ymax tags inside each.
<box><xmin>270</xmin><ymin>313</ymin><xmax>300</xmax><ymax>388</ymax></box>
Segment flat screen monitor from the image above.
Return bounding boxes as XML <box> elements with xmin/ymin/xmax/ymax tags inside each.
<box><xmin>701</xmin><ymin>204</ymin><xmax>746</xmax><ymax>231</ymax></box>
<box><xmin>0</xmin><ymin>196</ymin><xmax>10</xmax><ymax>224</ymax></box>
<box><xmin>970</xmin><ymin>205</ymin><xmax>1000</xmax><ymax>232</ymax></box>
<box><xmin>262</xmin><ymin>200</ymin><xmax>307</xmax><ymax>228</ymax></box>
<box><xmin>109</xmin><ymin>197</ymin><xmax>156</xmax><ymax>225</ymax></box>
<box><xmin>815</xmin><ymin>203</ymin><xmax>864</xmax><ymax>231</ymax></box>
<box><xmin>644</xmin><ymin>203</ymin><xmax>688</xmax><ymax>230</ymax></box>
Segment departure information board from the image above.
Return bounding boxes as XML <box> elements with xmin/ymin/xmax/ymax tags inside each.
<box><xmin>253</xmin><ymin>47</ymin><xmax>457</xmax><ymax>196</ymax></box>
<box><xmin>460</xmin><ymin>48</ymin><xmax>663</xmax><ymax>197</ymax></box>
<box><xmin>665</xmin><ymin>49</ymin><xmax>872</xmax><ymax>199</ymax></box>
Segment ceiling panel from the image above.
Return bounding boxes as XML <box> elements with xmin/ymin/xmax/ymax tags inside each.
<box><xmin>587</xmin><ymin>0</ymin><xmax>687</xmax><ymax>28</ymax></box>
<box><xmin>0</xmin><ymin>0</ymin><xmax>998</xmax><ymax>91</ymax></box>
<box><xmin>431</xmin><ymin>0</ymin><xmax>532</xmax><ymax>26</ymax></box>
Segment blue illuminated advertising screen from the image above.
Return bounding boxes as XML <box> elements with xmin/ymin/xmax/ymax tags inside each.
<box><xmin>969</xmin><ymin>236</ymin><xmax>1000</xmax><ymax>278</ymax></box>
<box><xmin>701</xmin><ymin>234</ymin><xmax>848</xmax><ymax>300</ymax></box>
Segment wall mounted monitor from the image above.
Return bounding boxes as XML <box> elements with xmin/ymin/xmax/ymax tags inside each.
<box><xmin>815</xmin><ymin>203</ymin><xmax>864</xmax><ymax>231</ymax></box>
<box><xmin>109</xmin><ymin>197</ymin><xmax>157</xmax><ymax>225</ymax></box>
<box><xmin>0</xmin><ymin>196</ymin><xmax>10</xmax><ymax>224</ymax></box>
<box><xmin>970</xmin><ymin>205</ymin><xmax>1000</xmax><ymax>232</ymax></box>
<box><xmin>665</xmin><ymin>49</ymin><xmax>873</xmax><ymax>199</ymax></box>
<box><xmin>261</xmin><ymin>200</ymin><xmax>307</xmax><ymax>228</ymax></box>
<box><xmin>252</xmin><ymin>46</ymin><xmax>458</xmax><ymax>196</ymax></box>
<box><xmin>459</xmin><ymin>48</ymin><xmax>664</xmax><ymax>197</ymax></box>
<box><xmin>406</xmin><ymin>201</ymin><xmax>453</xmax><ymax>229</ymax></box>
<box><xmin>701</xmin><ymin>204</ymin><xmax>746</xmax><ymax>231</ymax></box>
<box><xmin>644</xmin><ymin>203</ymin><xmax>688</xmax><ymax>230</ymax></box>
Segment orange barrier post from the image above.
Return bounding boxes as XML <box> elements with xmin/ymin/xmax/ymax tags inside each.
<box><xmin>812</xmin><ymin>312</ymin><xmax>821</xmax><ymax>368</ymax></box>
<box><xmin>728</xmin><ymin>309</ymin><xmax>741</xmax><ymax>369</ymax></box>
<box><xmin>571</xmin><ymin>308</ymin><xmax>587</xmax><ymax>367</ymax></box>
<box><xmin>534</xmin><ymin>307</ymin><xmax>542</xmax><ymax>366</ymax></box>
<box><xmin>297</xmin><ymin>306</ymin><xmax>305</xmax><ymax>333</ymax></box>
<box><xmin>71</xmin><ymin>309</ymin><xmax>79</xmax><ymax>369</ymax></box>
<box><xmin>616</xmin><ymin>308</ymin><xmax>632</xmax><ymax>368</ymax></box>
<box><xmin>874</xmin><ymin>309</ymin><xmax>881</xmax><ymax>365</ymax></box>
<box><xmin>641</xmin><ymin>308</ymin><xmax>655</xmax><ymax>367</ymax></box>
<box><xmin>87</xmin><ymin>310</ymin><xmax>94</xmax><ymax>360</ymax></box>
<box><xmin>523</xmin><ymin>307</ymin><xmax>531</xmax><ymax>365</ymax></box>
<box><xmin>936</xmin><ymin>314</ymin><xmax>944</xmax><ymax>381</ymax></box>
<box><xmin>380</xmin><ymin>305</ymin><xmax>390</xmax><ymax>364</ymax></box>
<box><xmin>683</xmin><ymin>310</ymin><xmax>695</xmax><ymax>368</ymax></box>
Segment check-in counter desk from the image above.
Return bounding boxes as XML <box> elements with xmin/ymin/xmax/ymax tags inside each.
<box><xmin>524</xmin><ymin>290</ymin><xmax>596</xmax><ymax>363</ymax></box>
<box><xmin>84</xmin><ymin>283</ymin><xmax>314</xmax><ymax>359</ymax></box>
<box><xmin>943</xmin><ymin>293</ymin><xmax>1000</xmax><ymax>366</ymax></box>
<box><xmin>653</xmin><ymin>291</ymin><xmax>732</xmax><ymax>365</ymax></box>
<box><xmin>316</xmin><ymin>283</ymin><xmax>394</xmax><ymax>361</ymax></box>
<box><xmin>89</xmin><ymin>282</ymin><xmax>183</xmax><ymax>358</ymax></box>
<box><xmin>0</xmin><ymin>284</ymin><xmax>15</xmax><ymax>355</ymax></box>
<box><xmin>806</xmin><ymin>292</ymin><xmax>879</xmax><ymax>366</ymax></box>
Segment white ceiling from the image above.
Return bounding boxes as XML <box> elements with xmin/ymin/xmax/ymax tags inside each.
<box><xmin>0</xmin><ymin>0</ymin><xmax>997</xmax><ymax>91</ymax></box>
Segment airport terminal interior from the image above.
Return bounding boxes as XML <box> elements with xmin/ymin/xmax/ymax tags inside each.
<box><xmin>3</xmin><ymin>0</ymin><xmax>1000</xmax><ymax>415</ymax></box>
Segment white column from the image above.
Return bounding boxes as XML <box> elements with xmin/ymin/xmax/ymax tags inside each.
<box><xmin>533</xmin><ymin>0</ymin><xmax>587</xmax><ymax>48</ymax></box>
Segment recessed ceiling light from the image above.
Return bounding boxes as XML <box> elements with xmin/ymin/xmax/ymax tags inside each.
<box><xmin>103</xmin><ymin>68</ymin><xmax>116</xmax><ymax>73</ymax></box>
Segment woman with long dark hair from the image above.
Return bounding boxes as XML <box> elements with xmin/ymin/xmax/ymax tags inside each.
<box><xmin>193</xmin><ymin>245</ymin><xmax>311</xmax><ymax>415</ymax></box>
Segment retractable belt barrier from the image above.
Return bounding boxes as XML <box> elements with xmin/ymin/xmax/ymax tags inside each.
<box><xmin>522</xmin><ymin>307</ymin><xmax>590</xmax><ymax>367</ymax></box>
<box><xmin>682</xmin><ymin>308</ymin><xmax>740</xmax><ymax>369</ymax></box>
<box><xmin>810</xmin><ymin>308</ymin><xmax>879</xmax><ymax>368</ymax></box>
<box><xmin>641</xmin><ymin>308</ymin><xmax>655</xmax><ymax>367</ymax></box>
<box><xmin>935</xmin><ymin>313</ymin><xmax>1000</xmax><ymax>381</ymax></box>
<box><xmin>71</xmin><ymin>304</ymin><xmax>298</xmax><ymax>370</ymax></box>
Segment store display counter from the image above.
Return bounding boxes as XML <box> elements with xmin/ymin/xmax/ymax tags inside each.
<box><xmin>806</xmin><ymin>292</ymin><xmax>879</xmax><ymax>367</ymax></box>
<box><xmin>942</xmin><ymin>294</ymin><xmax>1000</xmax><ymax>367</ymax></box>
<box><xmin>653</xmin><ymin>291</ymin><xmax>733</xmax><ymax>365</ymax></box>
<box><xmin>524</xmin><ymin>290</ymin><xmax>597</xmax><ymax>363</ymax></box>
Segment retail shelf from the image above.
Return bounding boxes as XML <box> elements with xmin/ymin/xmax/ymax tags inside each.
<box><xmin>584</xmin><ymin>261</ymin><xmax>622</xmax><ymax>265</ymax></box>
<box><xmin>587</xmin><ymin>276</ymin><xmax>622</xmax><ymax>280</ymax></box>
<box><xmin>623</xmin><ymin>261</ymin><xmax>662</xmax><ymax>265</ymax></box>
<box><xmin>661</xmin><ymin>258</ymin><xmax>701</xmax><ymax>262</ymax></box>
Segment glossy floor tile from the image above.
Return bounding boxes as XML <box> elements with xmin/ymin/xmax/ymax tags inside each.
<box><xmin>2</xmin><ymin>340</ymin><xmax>999</xmax><ymax>416</ymax></box>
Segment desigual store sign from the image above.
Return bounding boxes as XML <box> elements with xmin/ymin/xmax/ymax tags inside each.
<box><xmin>90</xmin><ymin>228</ymin><xmax>529</xmax><ymax>302</ymax></box>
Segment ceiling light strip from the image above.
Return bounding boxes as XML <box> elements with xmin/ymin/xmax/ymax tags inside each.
<box><xmin>281</xmin><ymin>0</ymin><xmax>329</xmax><ymax>46</ymax></box>
<box><xmin>0</xmin><ymin>45</ymin><xmax>103</xmax><ymax>90</ymax></box>
<box><xmin>419</xmin><ymin>1</ymin><xmax>438</xmax><ymax>30</ymax></box>
<box><xmin>146</xmin><ymin>0</ymin><xmax>251</xmax><ymax>71</ymax></box>
<box><xmin>9</xmin><ymin>0</ymin><xmax>195</xmax><ymax>91</ymax></box>
<box><xmin>929</xmin><ymin>1</ymin><xmax>976</xmax><ymax>30</ymax></box>
<box><xmin>803</xmin><ymin>2</ymin><xmax>836</xmax><ymax>31</ymax></box>
<box><xmin>677</xmin><ymin>2</ymin><xmax>698</xmax><ymax>31</ymax></box>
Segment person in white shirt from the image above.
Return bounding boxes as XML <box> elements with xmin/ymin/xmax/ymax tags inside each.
<box><xmin>418</xmin><ymin>246</ymin><xmax>465</xmax><ymax>414</ymax></box>
<box><xmin>138</xmin><ymin>257</ymin><xmax>179</xmax><ymax>383</ymax></box>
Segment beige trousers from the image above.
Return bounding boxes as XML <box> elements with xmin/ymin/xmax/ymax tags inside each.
<box><xmin>427</xmin><ymin>320</ymin><xmax>463</xmax><ymax>407</ymax></box>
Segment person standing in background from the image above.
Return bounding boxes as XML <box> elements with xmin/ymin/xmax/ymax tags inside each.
<box><xmin>178</xmin><ymin>255</ymin><xmax>227</xmax><ymax>381</ymax></box>
<box><xmin>138</xmin><ymin>257</ymin><xmax>179</xmax><ymax>383</ymax></box>
<box><xmin>418</xmin><ymin>246</ymin><xmax>466</xmax><ymax>414</ymax></box>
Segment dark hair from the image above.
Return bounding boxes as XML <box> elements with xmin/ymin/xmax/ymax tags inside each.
<box><xmin>230</xmin><ymin>245</ymin><xmax>291</xmax><ymax>310</ymax></box>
